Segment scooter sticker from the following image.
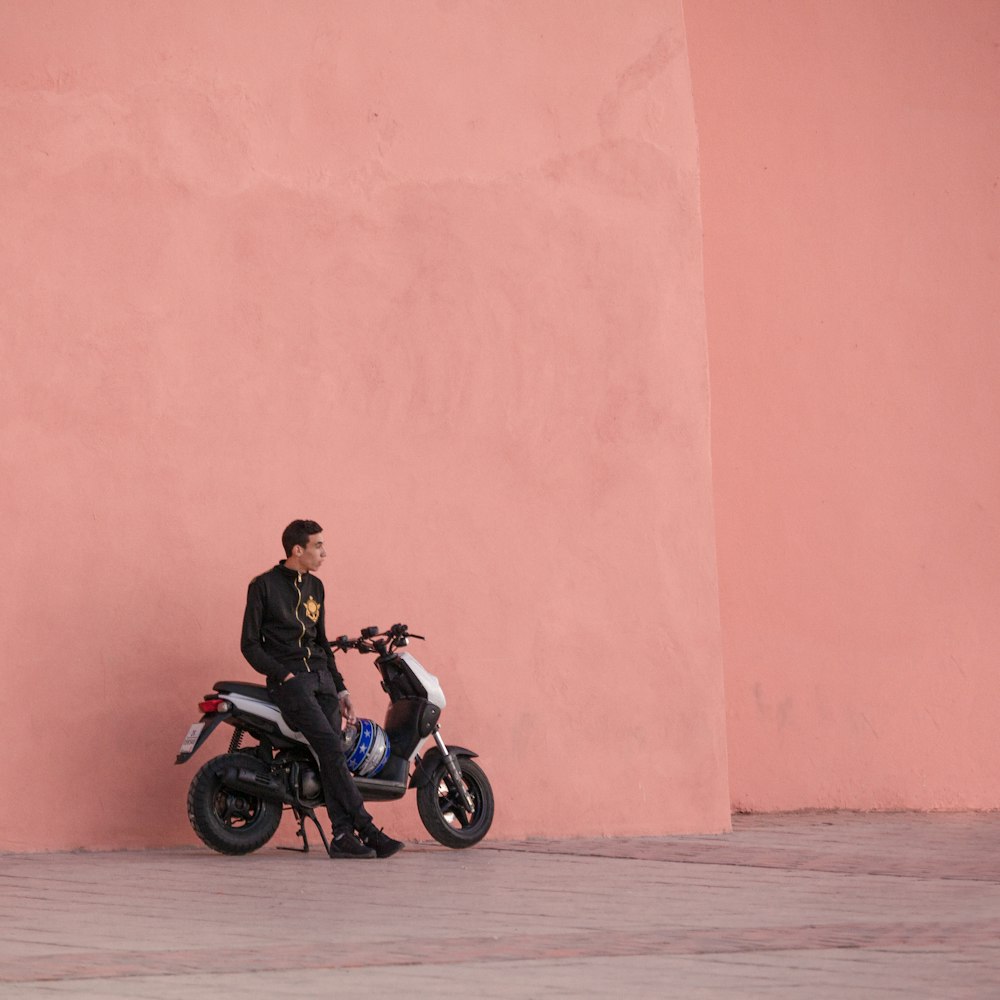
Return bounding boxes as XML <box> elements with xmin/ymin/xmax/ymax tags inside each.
<box><xmin>179</xmin><ymin>722</ymin><xmax>205</xmax><ymax>754</ymax></box>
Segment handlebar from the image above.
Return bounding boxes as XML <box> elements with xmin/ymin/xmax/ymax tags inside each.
<box><xmin>332</xmin><ymin>623</ymin><xmax>425</xmax><ymax>655</ymax></box>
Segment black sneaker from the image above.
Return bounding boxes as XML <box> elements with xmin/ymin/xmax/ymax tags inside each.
<box><xmin>362</xmin><ymin>827</ymin><xmax>405</xmax><ymax>859</ymax></box>
<box><xmin>328</xmin><ymin>832</ymin><xmax>376</xmax><ymax>859</ymax></box>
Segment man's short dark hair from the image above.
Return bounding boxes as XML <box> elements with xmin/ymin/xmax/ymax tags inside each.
<box><xmin>282</xmin><ymin>519</ymin><xmax>323</xmax><ymax>556</ymax></box>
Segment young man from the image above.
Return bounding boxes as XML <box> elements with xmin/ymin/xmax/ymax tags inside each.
<box><xmin>240</xmin><ymin>519</ymin><xmax>403</xmax><ymax>859</ymax></box>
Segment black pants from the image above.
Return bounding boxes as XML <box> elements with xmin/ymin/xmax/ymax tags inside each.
<box><xmin>272</xmin><ymin>670</ymin><xmax>373</xmax><ymax>838</ymax></box>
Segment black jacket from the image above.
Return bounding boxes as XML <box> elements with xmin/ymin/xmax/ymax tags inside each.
<box><xmin>240</xmin><ymin>562</ymin><xmax>346</xmax><ymax>691</ymax></box>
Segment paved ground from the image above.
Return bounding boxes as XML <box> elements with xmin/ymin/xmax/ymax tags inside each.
<box><xmin>1</xmin><ymin>811</ymin><xmax>998</xmax><ymax>998</ymax></box>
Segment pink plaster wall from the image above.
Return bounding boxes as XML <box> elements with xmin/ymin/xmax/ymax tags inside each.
<box><xmin>686</xmin><ymin>1</ymin><xmax>1000</xmax><ymax>809</ymax></box>
<box><xmin>0</xmin><ymin>1</ymin><xmax>729</xmax><ymax>850</ymax></box>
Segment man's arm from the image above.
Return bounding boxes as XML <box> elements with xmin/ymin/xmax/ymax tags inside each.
<box><xmin>315</xmin><ymin>591</ymin><xmax>356</xmax><ymax>723</ymax></box>
<box><xmin>240</xmin><ymin>579</ymin><xmax>288</xmax><ymax>680</ymax></box>
<box><xmin>314</xmin><ymin>587</ymin><xmax>347</xmax><ymax>693</ymax></box>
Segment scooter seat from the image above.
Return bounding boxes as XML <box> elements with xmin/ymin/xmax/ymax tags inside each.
<box><xmin>213</xmin><ymin>680</ymin><xmax>274</xmax><ymax>702</ymax></box>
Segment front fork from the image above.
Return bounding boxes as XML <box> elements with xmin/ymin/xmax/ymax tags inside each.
<box><xmin>433</xmin><ymin>729</ymin><xmax>476</xmax><ymax>814</ymax></box>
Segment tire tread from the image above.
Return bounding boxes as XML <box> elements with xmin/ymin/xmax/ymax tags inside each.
<box><xmin>416</xmin><ymin>757</ymin><xmax>494</xmax><ymax>849</ymax></box>
<box><xmin>187</xmin><ymin>752</ymin><xmax>282</xmax><ymax>855</ymax></box>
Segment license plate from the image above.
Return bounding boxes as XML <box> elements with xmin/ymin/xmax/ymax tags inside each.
<box><xmin>179</xmin><ymin>722</ymin><xmax>205</xmax><ymax>754</ymax></box>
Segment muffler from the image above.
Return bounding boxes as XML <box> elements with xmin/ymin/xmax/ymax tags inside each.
<box><xmin>222</xmin><ymin>764</ymin><xmax>293</xmax><ymax>805</ymax></box>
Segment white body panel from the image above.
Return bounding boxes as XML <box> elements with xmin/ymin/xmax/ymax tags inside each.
<box><xmin>228</xmin><ymin>693</ymin><xmax>307</xmax><ymax>743</ymax></box>
<box><xmin>225</xmin><ymin>689</ymin><xmax>434</xmax><ymax>767</ymax></box>
<box><xmin>223</xmin><ymin>654</ymin><xmax>445</xmax><ymax>768</ymax></box>
<box><xmin>398</xmin><ymin>651</ymin><xmax>446</xmax><ymax>710</ymax></box>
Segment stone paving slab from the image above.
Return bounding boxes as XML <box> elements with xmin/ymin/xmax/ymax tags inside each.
<box><xmin>0</xmin><ymin>812</ymin><xmax>998</xmax><ymax>998</ymax></box>
<box><xmin>497</xmin><ymin>811</ymin><xmax>1000</xmax><ymax>880</ymax></box>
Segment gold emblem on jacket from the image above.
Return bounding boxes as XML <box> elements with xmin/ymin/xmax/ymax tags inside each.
<box><xmin>303</xmin><ymin>596</ymin><xmax>321</xmax><ymax>623</ymax></box>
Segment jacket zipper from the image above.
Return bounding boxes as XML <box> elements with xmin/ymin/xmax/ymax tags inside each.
<box><xmin>293</xmin><ymin>573</ymin><xmax>311</xmax><ymax>672</ymax></box>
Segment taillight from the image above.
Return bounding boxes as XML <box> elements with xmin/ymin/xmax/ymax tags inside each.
<box><xmin>198</xmin><ymin>698</ymin><xmax>231</xmax><ymax>713</ymax></box>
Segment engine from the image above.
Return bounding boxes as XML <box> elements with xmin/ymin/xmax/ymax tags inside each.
<box><xmin>297</xmin><ymin>766</ymin><xmax>323</xmax><ymax>804</ymax></box>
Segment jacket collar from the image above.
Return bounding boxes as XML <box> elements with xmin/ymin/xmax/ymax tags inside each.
<box><xmin>275</xmin><ymin>561</ymin><xmax>308</xmax><ymax>580</ymax></box>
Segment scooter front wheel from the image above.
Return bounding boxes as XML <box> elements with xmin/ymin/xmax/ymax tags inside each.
<box><xmin>187</xmin><ymin>753</ymin><xmax>282</xmax><ymax>855</ymax></box>
<box><xmin>416</xmin><ymin>757</ymin><xmax>494</xmax><ymax>848</ymax></box>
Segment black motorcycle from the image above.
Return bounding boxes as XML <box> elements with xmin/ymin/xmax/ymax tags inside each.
<box><xmin>175</xmin><ymin>624</ymin><xmax>494</xmax><ymax>854</ymax></box>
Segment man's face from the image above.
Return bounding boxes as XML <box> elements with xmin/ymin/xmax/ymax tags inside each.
<box><xmin>296</xmin><ymin>533</ymin><xmax>327</xmax><ymax>572</ymax></box>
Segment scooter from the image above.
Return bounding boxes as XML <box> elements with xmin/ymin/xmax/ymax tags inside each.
<box><xmin>175</xmin><ymin>623</ymin><xmax>494</xmax><ymax>854</ymax></box>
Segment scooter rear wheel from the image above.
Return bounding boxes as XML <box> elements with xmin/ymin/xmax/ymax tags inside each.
<box><xmin>416</xmin><ymin>757</ymin><xmax>494</xmax><ymax>848</ymax></box>
<box><xmin>187</xmin><ymin>753</ymin><xmax>282</xmax><ymax>855</ymax></box>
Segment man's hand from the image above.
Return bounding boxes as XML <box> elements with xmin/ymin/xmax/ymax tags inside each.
<box><xmin>338</xmin><ymin>691</ymin><xmax>357</xmax><ymax>726</ymax></box>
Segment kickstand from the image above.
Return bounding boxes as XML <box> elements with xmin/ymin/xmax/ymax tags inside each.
<box><xmin>277</xmin><ymin>806</ymin><xmax>330</xmax><ymax>855</ymax></box>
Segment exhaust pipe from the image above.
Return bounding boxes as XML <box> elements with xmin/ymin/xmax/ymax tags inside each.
<box><xmin>222</xmin><ymin>764</ymin><xmax>293</xmax><ymax>805</ymax></box>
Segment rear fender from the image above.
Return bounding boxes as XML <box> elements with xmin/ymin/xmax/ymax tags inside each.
<box><xmin>409</xmin><ymin>744</ymin><xmax>478</xmax><ymax>789</ymax></box>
